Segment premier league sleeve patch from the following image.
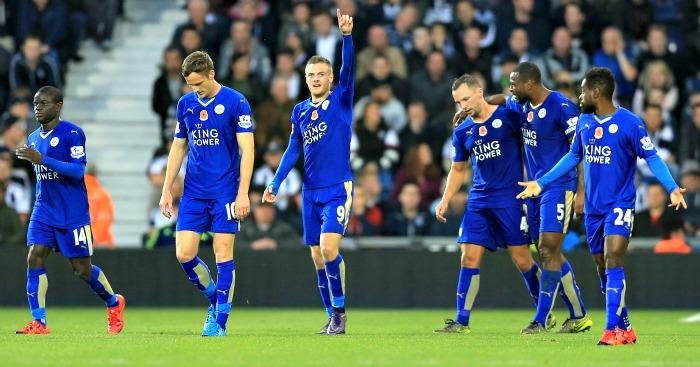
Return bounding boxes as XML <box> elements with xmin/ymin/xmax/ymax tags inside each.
<box><xmin>70</xmin><ymin>146</ymin><xmax>85</xmax><ymax>158</ymax></box>
<box><xmin>238</xmin><ymin>115</ymin><xmax>252</xmax><ymax>129</ymax></box>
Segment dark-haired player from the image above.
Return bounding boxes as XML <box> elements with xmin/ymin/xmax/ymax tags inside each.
<box><xmin>518</xmin><ymin>67</ymin><xmax>686</xmax><ymax>345</ymax></box>
<box><xmin>16</xmin><ymin>86</ymin><xmax>125</xmax><ymax>335</ymax></box>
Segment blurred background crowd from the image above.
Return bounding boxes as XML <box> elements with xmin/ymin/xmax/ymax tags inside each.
<box><xmin>0</xmin><ymin>0</ymin><xmax>699</xmax><ymax>253</ymax></box>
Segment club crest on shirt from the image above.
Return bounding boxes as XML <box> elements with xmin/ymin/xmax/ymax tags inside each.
<box><xmin>311</xmin><ymin>110</ymin><xmax>319</xmax><ymax>121</ymax></box>
<box><xmin>608</xmin><ymin>124</ymin><xmax>618</xmax><ymax>134</ymax></box>
<box><xmin>538</xmin><ymin>108</ymin><xmax>547</xmax><ymax>119</ymax></box>
<box><xmin>594</xmin><ymin>126</ymin><xmax>604</xmax><ymax>139</ymax></box>
<box><xmin>322</xmin><ymin>100</ymin><xmax>330</xmax><ymax>110</ymax></box>
<box><xmin>200</xmin><ymin>110</ymin><xmax>208</xmax><ymax>121</ymax></box>
<box><xmin>478</xmin><ymin>125</ymin><xmax>488</xmax><ymax>136</ymax></box>
<box><xmin>527</xmin><ymin>111</ymin><xmax>534</xmax><ymax>122</ymax></box>
<box><xmin>492</xmin><ymin>119</ymin><xmax>502</xmax><ymax>128</ymax></box>
<box><xmin>214</xmin><ymin>104</ymin><xmax>225</xmax><ymax>114</ymax></box>
<box><xmin>50</xmin><ymin>137</ymin><xmax>59</xmax><ymax>147</ymax></box>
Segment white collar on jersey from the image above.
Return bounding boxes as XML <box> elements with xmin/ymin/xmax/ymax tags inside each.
<box><xmin>594</xmin><ymin>115</ymin><xmax>613</xmax><ymax>124</ymax></box>
<box><xmin>39</xmin><ymin>130</ymin><xmax>54</xmax><ymax>139</ymax></box>
<box><xmin>197</xmin><ymin>96</ymin><xmax>216</xmax><ymax>107</ymax></box>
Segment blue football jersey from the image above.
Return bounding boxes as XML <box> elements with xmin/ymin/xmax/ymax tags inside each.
<box><xmin>452</xmin><ymin>105</ymin><xmax>524</xmax><ymax>208</ymax></box>
<box><xmin>290</xmin><ymin>35</ymin><xmax>354</xmax><ymax>190</ymax></box>
<box><xmin>506</xmin><ymin>91</ymin><xmax>579</xmax><ymax>190</ymax></box>
<box><xmin>175</xmin><ymin>86</ymin><xmax>254</xmax><ymax>199</ymax></box>
<box><xmin>27</xmin><ymin>120</ymin><xmax>90</xmax><ymax>228</ymax></box>
<box><xmin>570</xmin><ymin>108</ymin><xmax>656</xmax><ymax>214</ymax></box>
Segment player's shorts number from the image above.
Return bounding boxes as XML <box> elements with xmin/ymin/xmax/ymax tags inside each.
<box><xmin>613</xmin><ymin>208</ymin><xmax>632</xmax><ymax>227</ymax></box>
<box><xmin>557</xmin><ymin>203</ymin><xmax>565</xmax><ymax>221</ymax></box>
<box><xmin>73</xmin><ymin>227</ymin><xmax>87</xmax><ymax>247</ymax></box>
<box><xmin>519</xmin><ymin>216</ymin><xmax>528</xmax><ymax>231</ymax></box>
<box><xmin>225</xmin><ymin>202</ymin><xmax>236</xmax><ymax>221</ymax></box>
<box><xmin>337</xmin><ymin>206</ymin><xmax>345</xmax><ymax>224</ymax></box>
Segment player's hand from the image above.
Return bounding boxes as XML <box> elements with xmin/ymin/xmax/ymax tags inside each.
<box><xmin>435</xmin><ymin>200</ymin><xmax>449</xmax><ymax>223</ymax></box>
<box><xmin>516</xmin><ymin>181</ymin><xmax>542</xmax><ymax>200</ymax></box>
<box><xmin>159</xmin><ymin>190</ymin><xmax>173</xmax><ymax>219</ymax></box>
<box><xmin>15</xmin><ymin>144</ymin><xmax>42</xmax><ymax>164</ymax></box>
<box><xmin>573</xmin><ymin>192</ymin><xmax>584</xmax><ymax>217</ymax></box>
<box><xmin>262</xmin><ymin>184</ymin><xmax>278</xmax><ymax>203</ymax></box>
<box><xmin>235</xmin><ymin>193</ymin><xmax>250</xmax><ymax>220</ymax></box>
<box><xmin>452</xmin><ymin>108</ymin><xmax>470</xmax><ymax>127</ymax></box>
<box><xmin>337</xmin><ymin>8</ymin><xmax>353</xmax><ymax>35</ymax></box>
<box><xmin>668</xmin><ymin>187</ymin><xmax>687</xmax><ymax>210</ymax></box>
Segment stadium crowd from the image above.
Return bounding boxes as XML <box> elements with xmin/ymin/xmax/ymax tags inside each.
<box><xmin>0</xmin><ymin>0</ymin><xmax>698</xmax><ymax>252</ymax></box>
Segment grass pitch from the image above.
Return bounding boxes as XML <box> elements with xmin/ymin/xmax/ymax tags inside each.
<box><xmin>0</xmin><ymin>308</ymin><xmax>698</xmax><ymax>367</ymax></box>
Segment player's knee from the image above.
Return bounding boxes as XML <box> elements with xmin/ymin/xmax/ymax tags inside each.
<box><xmin>72</xmin><ymin>264</ymin><xmax>92</xmax><ymax>281</ymax></box>
<box><xmin>26</xmin><ymin>252</ymin><xmax>45</xmax><ymax>269</ymax></box>
<box><xmin>320</xmin><ymin>246</ymin><xmax>338</xmax><ymax>261</ymax></box>
<box><xmin>512</xmin><ymin>254</ymin><xmax>534</xmax><ymax>272</ymax></box>
<box><xmin>175</xmin><ymin>249</ymin><xmax>195</xmax><ymax>263</ymax></box>
<box><xmin>460</xmin><ymin>252</ymin><xmax>480</xmax><ymax>268</ymax></box>
<box><xmin>604</xmin><ymin>253</ymin><xmax>623</xmax><ymax>269</ymax></box>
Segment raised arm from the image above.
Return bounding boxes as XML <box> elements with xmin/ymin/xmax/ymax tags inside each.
<box><xmin>337</xmin><ymin>8</ymin><xmax>354</xmax><ymax>92</ymax></box>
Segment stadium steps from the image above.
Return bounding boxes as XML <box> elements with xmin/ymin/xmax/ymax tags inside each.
<box><xmin>61</xmin><ymin>0</ymin><xmax>186</xmax><ymax>247</ymax></box>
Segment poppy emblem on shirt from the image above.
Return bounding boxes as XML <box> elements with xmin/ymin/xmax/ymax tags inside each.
<box><xmin>478</xmin><ymin>126</ymin><xmax>488</xmax><ymax>136</ymax></box>
<box><xmin>594</xmin><ymin>126</ymin><xmax>604</xmax><ymax>139</ymax></box>
<box><xmin>608</xmin><ymin>124</ymin><xmax>618</xmax><ymax>134</ymax></box>
<box><xmin>215</xmin><ymin>104</ymin><xmax>225</xmax><ymax>114</ymax></box>
<box><xmin>50</xmin><ymin>137</ymin><xmax>59</xmax><ymax>147</ymax></box>
<box><xmin>538</xmin><ymin>108</ymin><xmax>547</xmax><ymax>119</ymax></box>
<box><xmin>527</xmin><ymin>111</ymin><xmax>534</xmax><ymax>122</ymax></box>
<box><xmin>200</xmin><ymin>110</ymin><xmax>208</xmax><ymax>121</ymax></box>
<box><xmin>311</xmin><ymin>110</ymin><xmax>319</xmax><ymax>121</ymax></box>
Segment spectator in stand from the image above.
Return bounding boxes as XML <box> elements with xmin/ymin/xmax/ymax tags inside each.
<box><xmin>283</xmin><ymin>31</ymin><xmax>308</xmax><ymax>68</ymax></box>
<box><xmin>452</xmin><ymin>0</ymin><xmax>497</xmax><ymax>51</ymax></box>
<box><xmin>399</xmin><ymin>101</ymin><xmax>443</xmax><ymax>160</ymax></box>
<box><xmin>0</xmin><ymin>154</ymin><xmax>29</xmax><ymax>223</ymax></box>
<box><xmin>634</xmin><ymin>183</ymin><xmax>683</xmax><ymax>238</ymax></box>
<box><xmin>9</xmin><ymin>34</ymin><xmax>61</xmax><ymax>96</ymax></box>
<box><xmin>410</xmin><ymin>51</ymin><xmax>453</xmax><ymax>120</ymax></box>
<box><xmin>357</xmin><ymin>161</ymin><xmax>388</xmax><ymax>216</ymax></box>
<box><xmin>632</xmin><ymin>60</ymin><xmax>678</xmax><ymax>117</ymax></box>
<box><xmin>252</xmin><ymin>140</ymin><xmax>301</xmax><ymax>212</ymax></box>
<box><xmin>350</xmin><ymin>101</ymin><xmax>400</xmax><ymax>172</ymax></box>
<box><xmin>536</xmin><ymin>27</ymin><xmax>589</xmax><ymax>89</ymax></box>
<box><xmin>0</xmin><ymin>180</ymin><xmax>24</xmax><ymax>247</ymax></box>
<box><xmin>171</xmin><ymin>0</ymin><xmax>228</xmax><ymax>61</ymax></box>
<box><xmin>222</xmin><ymin>52</ymin><xmax>264</xmax><ymax>107</ymax></box>
<box><xmin>356</xmin><ymin>24</ymin><xmax>407</xmax><ymax>79</ymax></box>
<box><xmin>2</xmin><ymin>88</ymin><xmax>38</xmax><ymax>134</ymax></box>
<box><xmin>636</xmin><ymin>104</ymin><xmax>677</xmax><ymax>180</ymax></box>
<box><xmin>654</xmin><ymin>219</ymin><xmax>692</xmax><ymax>254</ymax></box>
<box><xmin>679</xmin><ymin>161</ymin><xmax>700</xmax><ymax>237</ymax></box>
<box><xmin>14</xmin><ymin>0</ymin><xmax>66</xmax><ymax>65</ymax></box>
<box><xmin>254</xmin><ymin>77</ymin><xmax>296</xmax><ymax>148</ymax></box>
<box><xmin>307</xmin><ymin>10</ymin><xmax>341</xmax><ymax>75</ymax></box>
<box><xmin>637</xmin><ymin>24</ymin><xmax>685</xmax><ymax>85</ymax></box>
<box><xmin>356</xmin><ymin>53</ymin><xmax>408</xmax><ymax>105</ymax></box>
<box><xmin>405</xmin><ymin>26</ymin><xmax>432</xmax><ymax>74</ymax></box>
<box><xmin>151</xmin><ymin>46</ymin><xmax>184</xmax><ymax>145</ymax></box>
<box><xmin>385</xmin><ymin>3</ymin><xmax>418</xmax><ymax>54</ymax></box>
<box><xmin>272</xmin><ymin>48</ymin><xmax>306</xmax><ymax>101</ymax></box>
<box><xmin>217</xmin><ymin>19</ymin><xmax>272</xmax><ymax>83</ymax></box>
<box><xmin>84</xmin><ymin>0</ymin><xmax>118</xmax><ymax>51</ymax></box>
<box><xmin>176</xmin><ymin>25</ymin><xmax>203</xmax><ymax>59</ymax></box>
<box><xmin>680</xmin><ymin>93</ymin><xmax>700</xmax><ymax>161</ymax></box>
<box><xmin>391</xmin><ymin>142</ymin><xmax>442</xmax><ymax>207</ymax></box>
<box><xmin>0</xmin><ymin>112</ymin><xmax>33</xmax><ymax>189</ymax></box>
<box><xmin>455</xmin><ymin>26</ymin><xmax>492</xmax><ymax>91</ymax></box>
<box><xmin>85</xmin><ymin>163</ymin><xmax>115</xmax><ymax>249</ymax></box>
<box><xmin>560</xmin><ymin>2</ymin><xmax>598</xmax><ymax>55</ymax></box>
<box><xmin>492</xmin><ymin>27</ymin><xmax>533</xmax><ymax>89</ymax></box>
<box><xmin>353</xmin><ymin>83</ymin><xmax>407</xmax><ymax>132</ymax></box>
<box><xmin>429</xmin><ymin>22</ymin><xmax>455</xmax><ymax>60</ymax></box>
<box><xmin>424</xmin><ymin>0</ymin><xmax>453</xmax><ymax>26</ymax></box>
<box><xmin>496</xmin><ymin>0</ymin><xmax>550</xmax><ymax>53</ymax></box>
<box><xmin>277</xmin><ymin>1</ymin><xmax>313</xmax><ymax>51</ymax></box>
<box><xmin>384</xmin><ymin>181</ymin><xmax>430</xmax><ymax>236</ymax></box>
<box><xmin>235</xmin><ymin>199</ymin><xmax>300</xmax><ymax>250</ymax></box>
<box><xmin>346</xmin><ymin>184</ymin><xmax>382</xmax><ymax>237</ymax></box>
<box><xmin>592</xmin><ymin>26</ymin><xmax>638</xmax><ymax>107</ymax></box>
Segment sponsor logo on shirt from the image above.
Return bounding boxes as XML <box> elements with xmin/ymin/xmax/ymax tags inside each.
<box><xmin>303</xmin><ymin>122</ymin><xmax>327</xmax><ymax>145</ymax></box>
<box><xmin>522</xmin><ymin>128</ymin><xmax>537</xmax><ymax>147</ymax></box>
<box><xmin>584</xmin><ymin>144</ymin><xmax>612</xmax><ymax>164</ymax></box>
<box><xmin>472</xmin><ymin>140</ymin><xmax>501</xmax><ymax>162</ymax></box>
<box><xmin>70</xmin><ymin>146</ymin><xmax>85</xmax><ymax>159</ymax></box>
